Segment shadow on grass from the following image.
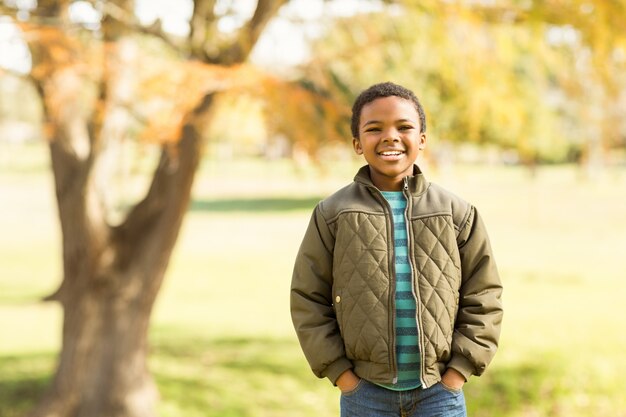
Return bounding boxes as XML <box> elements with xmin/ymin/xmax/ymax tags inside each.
<box><xmin>0</xmin><ymin>353</ymin><xmax>54</xmax><ymax>417</ymax></box>
<box><xmin>189</xmin><ymin>197</ymin><xmax>322</xmax><ymax>213</ymax></box>
<box><xmin>151</xmin><ymin>335</ymin><xmax>318</xmax><ymax>417</ymax></box>
<box><xmin>152</xmin><ymin>335</ymin><xmax>572</xmax><ymax>417</ymax></box>
<box><xmin>0</xmin><ymin>338</ymin><xmax>571</xmax><ymax>417</ymax></box>
<box><xmin>465</xmin><ymin>355</ymin><xmax>570</xmax><ymax>417</ymax></box>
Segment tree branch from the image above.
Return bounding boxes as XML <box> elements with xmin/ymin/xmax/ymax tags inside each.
<box><xmin>113</xmin><ymin>95</ymin><xmax>215</xmax><ymax>268</ymax></box>
<box><xmin>206</xmin><ymin>0</ymin><xmax>290</xmax><ymax>65</ymax></box>
<box><xmin>99</xmin><ymin>1</ymin><xmax>183</xmax><ymax>50</ymax></box>
<box><xmin>189</xmin><ymin>0</ymin><xmax>218</xmax><ymax>60</ymax></box>
<box><xmin>0</xmin><ymin>4</ymin><xmax>17</xmax><ymax>17</ymax></box>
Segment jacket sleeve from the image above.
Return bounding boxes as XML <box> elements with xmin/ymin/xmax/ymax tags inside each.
<box><xmin>290</xmin><ymin>204</ymin><xmax>353</xmax><ymax>384</ymax></box>
<box><xmin>448</xmin><ymin>206</ymin><xmax>503</xmax><ymax>381</ymax></box>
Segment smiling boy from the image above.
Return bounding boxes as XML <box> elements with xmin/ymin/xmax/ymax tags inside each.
<box><xmin>291</xmin><ymin>82</ymin><xmax>503</xmax><ymax>417</ymax></box>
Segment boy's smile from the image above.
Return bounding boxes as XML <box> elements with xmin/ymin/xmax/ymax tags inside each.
<box><xmin>353</xmin><ymin>96</ymin><xmax>426</xmax><ymax>191</ymax></box>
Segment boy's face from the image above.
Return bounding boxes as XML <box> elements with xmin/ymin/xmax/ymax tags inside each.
<box><xmin>353</xmin><ymin>96</ymin><xmax>426</xmax><ymax>191</ymax></box>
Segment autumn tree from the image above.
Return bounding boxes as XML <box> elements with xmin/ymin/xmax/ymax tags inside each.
<box><xmin>301</xmin><ymin>0</ymin><xmax>626</xmax><ymax>166</ymax></box>
<box><xmin>0</xmin><ymin>1</ymin><xmax>287</xmax><ymax>416</ymax></box>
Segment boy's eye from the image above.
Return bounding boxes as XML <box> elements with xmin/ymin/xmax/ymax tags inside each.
<box><xmin>399</xmin><ymin>125</ymin><xmax>414</xmax><ymax>131</ymax></box>
<box><xmin>365</xmin><ymin>127</ymin><xmax>381</xmax><ymax>132</ymax></box>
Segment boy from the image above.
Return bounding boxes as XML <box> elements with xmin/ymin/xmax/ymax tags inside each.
<box><xmin>290</xmin><ymin>82</ymin><xmax>503</xmax><ymax>417</ymax></box>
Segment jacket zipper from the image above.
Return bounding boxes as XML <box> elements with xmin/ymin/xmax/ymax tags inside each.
<box><xmin>403</xmin><ymin>177</ymin><xmax>427</xmax><ymax>387</ymax></box>
<box><xmin>371</xmin><ymin>186</ymin><xmax>399</xmax><ymax>384</ymax></box>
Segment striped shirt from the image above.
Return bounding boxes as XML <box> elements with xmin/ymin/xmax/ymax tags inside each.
<box><xmin>379</xmin><ymin>191</ymin><xmax>422</xmax><ymax>390</ymax></box>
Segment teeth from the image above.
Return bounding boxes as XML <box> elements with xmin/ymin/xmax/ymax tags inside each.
<box><xmin>380</xmin><ymin>151</ymin><xmax>402</xmax><ymax>156</ymax></box>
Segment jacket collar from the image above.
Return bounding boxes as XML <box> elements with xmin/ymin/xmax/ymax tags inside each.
<box><xmin>354</xmin><ymin>164</ymin><xmax>430</xmax><ymax>196</ymax></box>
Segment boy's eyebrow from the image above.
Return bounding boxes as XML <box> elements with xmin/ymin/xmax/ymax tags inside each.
<box><xmin>362</xmin><ymin>118</ymin><xmax>416</xmax><ymax>127</ymax></box>
<box><xmin>362</xmin><ymin>120</ymin><xmax>381</xmax><ymax>127</ymax></box>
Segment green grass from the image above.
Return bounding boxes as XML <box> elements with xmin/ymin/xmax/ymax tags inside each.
<box><xmin>0</xmin><ymin>353</ymin><xmax>53</xmax><ymax>417</ymax></box>
<box><xmin>1</xmin><ymin>144</ymin><xmax>626</xmax><ymax>416</ymax></box>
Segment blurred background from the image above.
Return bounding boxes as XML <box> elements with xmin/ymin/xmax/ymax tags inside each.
<box><xmin>1</xmin><ymin>1</ymin><xmax>625</xmax><ymax>416</ymax></box>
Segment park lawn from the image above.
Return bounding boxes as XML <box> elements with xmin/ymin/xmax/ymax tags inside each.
<box><xmin>1</xmin><ymin>146</ymin><xmax>625</xmax><ymax>417</ymax></box>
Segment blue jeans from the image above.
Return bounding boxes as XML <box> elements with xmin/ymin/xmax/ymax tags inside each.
<box><xmin>340</xmin><ymin>379</ymin><xmax>466</xmax><ymax>417</ymax></box>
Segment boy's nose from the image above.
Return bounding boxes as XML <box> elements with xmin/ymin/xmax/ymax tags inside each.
<box><xmin>382</xmin><ymin>130</ymin><xmax>400</xmax><ymax>142</ymax></box>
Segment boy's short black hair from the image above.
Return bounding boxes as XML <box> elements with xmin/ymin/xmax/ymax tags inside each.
<box><xmin>351</xmin><ymin>82</ymin><xmax>426</xmax><ymax>138</ymax></box>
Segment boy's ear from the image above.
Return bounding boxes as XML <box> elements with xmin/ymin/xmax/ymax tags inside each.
<box><xmin>419</xmin><ymin>133</ymin><xmax>426</xmax><ymax>150</ymax></box>
<box><xmin>353</xmin><ymin>138</ymin><xmax>363</xmax><ymax>155</ymax></box>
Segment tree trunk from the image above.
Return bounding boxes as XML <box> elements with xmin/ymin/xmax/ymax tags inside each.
<box><xmin>29</xmin><ymin>271</ymin><xmax>160</xmax><ymax>417</ymax></box>
<box><xmin>20</xmin><ymin>0</ymin><xmax>286</xmax><ymax>415</ymax></box>
<box><xmin>28</xmin><ymin>85</ymin><xmax>213</xmax><ymax>416</ymax></box>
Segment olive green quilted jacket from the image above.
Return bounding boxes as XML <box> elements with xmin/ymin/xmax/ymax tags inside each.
<box><xmin>290</xmin><ymin>165</ymin><xmax>503</xmax><ymax>388</ymax></box>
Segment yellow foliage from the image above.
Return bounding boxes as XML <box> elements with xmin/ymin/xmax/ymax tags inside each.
<box><xmin>18</xmin><ymin>23</ymin><xmax>90</xmax><ymax>82</ymax></box>
<box><xmin>302</xmin><ymin>0</ymin><xmax>626</xmax><ymax>162</ymax></box>
<box><xmin>15</xmin><ymin>19</ymin><xmax>280</xmax><ymax>145</ymax></box>
<box><xmin>259</xmin><ymin>77</ymin><xmax>351</xmax><ymax>156</ymax></box>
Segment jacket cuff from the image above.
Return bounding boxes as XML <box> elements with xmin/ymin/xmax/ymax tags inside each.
<box><xmin>447</xmin><ymin>354</ymin><xmax>475</xmax><ymax>382</ymax></box>
<box><xmin>322</xmin><ymin>357</ymin><xmax>354</xmax><ymax>385</ymax></box>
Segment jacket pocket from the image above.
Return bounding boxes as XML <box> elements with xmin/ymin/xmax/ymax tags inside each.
<box><xmin>334</xmin><ymin>289</ymin><xmax>344</xmax><ymax>332</ymax></box>
<box><xmin>333</xmin><ymin>289</ymin><xmax>357</xmax><ymax>359</ymax></box>
<box><xmin>334</xmin><ymin>287</ymin><xmax>391</xmax><ymax>363</ymax></box>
